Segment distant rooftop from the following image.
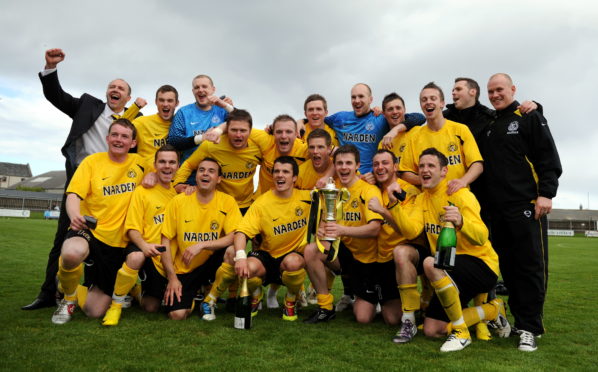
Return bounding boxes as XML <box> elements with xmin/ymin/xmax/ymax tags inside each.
<box><xmin>10</xmin><ymin>170</ymin><xmax>66</xmax><ymax>190</ymax></box>
<box><xmin>0</xmin><ymin>162</ymin><xmax>32</xmax><ymax>177</ymax></box>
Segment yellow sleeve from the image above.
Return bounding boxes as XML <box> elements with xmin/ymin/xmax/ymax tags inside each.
<box><xmin>389</xmin><ymin>195</ymin><xmax>424</xmax><ymax>240</ymax></box>
<box><xmin>363</xmin><ymin>186</ymin><xmax>383</xmax><ymax>222</ymax></box>
<box><xmin>121</xmin><ymin>103</ymin><xmax>141</xmax><ymax>121</ymax></box>
<box><xmin>124</xmin><ymin>188</ymin><xmax>145</xmax><ymax>233</ymax></box>
<box><xmin>161</xmin><ymin>197</ymin><xmax>178</xmax><ymax>241</ymax></box>
<box><xmin>173</xmin><ymin>143</ymin><xmax>209</xmax><ymax>185</ymax></box>
<box><xmin>66</xmin><ymin>156</ymin><xmax>93</xmax><ymax>199</ymax></box>
<box><xmin>236</xmin><ymin>202</ymin><xmax>262</xmax><ymax>239</ymax></box>
<box><xmin>222</xmin><ymin>197</ymin><xmax>242</xmax><ymax>234</ymax></box>
<box><xmin>451</xmin><ymin>189</ymin><xmax>488</xmax><ymax>246</ymax></box>
<box><xmin>249</xmin><ymin>129</ymin><xmax>274</xmax><ymax>153</ymax></box>
<box><xmin>398</xmin><ymin>135</ymin><xmax>417</xmax><ymax>174</ymax></box>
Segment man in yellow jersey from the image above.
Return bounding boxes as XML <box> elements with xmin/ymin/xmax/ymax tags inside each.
<box><xmin>132</xmin><ymin>86</ymin><xmax>179</xmax><ymax>162</ymax></box>
<box><xmin>399</xmin><ymin>82</ymin><xmax>483</xmax><ymax>195</ymax></box>
<box><xmin>296</xmin><ymin>129</ymin><xmax>334</xmax><ymax>190</ymax></box>
<box><xmin>378</xmin><ymin>93</ymin><xmax>419</xmax><ymax>166</ymax></box>
<box><xmin>387</xmin><ymin>148</ymin><xmax>510</xmax><ymax>352</ymax></box>
<box><xmin>232</xmin><ymin>157</ymin><xmax>312</xmax><ymax>321</ymax></box>
<box><xmin>160</xmin><ymin>157</ymin><xmax>242</xmax><ymax>320</ymax></box>
<box><xmin>51</xmin><ymin>119</ymin><xmax>148</xmax><ymax>324</ymax></box>
<box><xmin>173</xmin><ymin>109</ymin><xmax>261</xmax><ymax>213</ymax></box>
<box><xmin>367</xmin><ymin>149</ymin><xmax>423</xmax><ymax>328</ymax></box>
<box><xmin>303</xmin><ymin>145</ymin><xmax>383</xmax><ymax>324</ymax></box>
<box><xmin>101</xmin><ymin>145</ymin><xmax>179</xmax><ymax>326</ymax></box>
<box><xmin>301</xmin><ymin>94</ymin><xmax>339</xmax><ymax>147</ymax></box>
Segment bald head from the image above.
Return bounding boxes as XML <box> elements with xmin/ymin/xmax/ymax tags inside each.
<box><xmin>351</xmin><ymin>83</ymin><xmax>373</xmax><ymax>116</ymax></box>
<box><xmin>487</xmin><ymin>73</ymin><xmax>516</xmax><ymax>111</ymax></box>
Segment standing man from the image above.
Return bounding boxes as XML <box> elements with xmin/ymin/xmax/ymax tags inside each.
<box><xmin>167</xmin><ymin>74</ymin><xmax>234</xmax><ymax>184</ymax></box>
<box><xmin>482</xmin><ymin>73</ymin><xmax>562</xmax><ymax>352</ymax></box>
<box><xmin>24</xmin><ymin>48</ymin><xmax>141</xmax><ymax>310</ymax></box>
<box><xmin>301</xmin><ymin>94</ymin><xmax>339</xmax><ymax>147</ymax></box>
<box><xmin>51</xmin><ymin>119</ymin><xmax>147</xmax><ymax>324</ymax></box>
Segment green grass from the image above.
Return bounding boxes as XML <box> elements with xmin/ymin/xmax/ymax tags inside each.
<box><xmin>1</xmin><ymin>218</ymin><xmax>597</xmax><ymax>371</ymax></box>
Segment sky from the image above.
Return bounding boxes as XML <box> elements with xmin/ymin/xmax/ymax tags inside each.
<box><xmin>0</xmin><ymin>0</ymin><xmax>596</xmax><ymax>210</ymax></box>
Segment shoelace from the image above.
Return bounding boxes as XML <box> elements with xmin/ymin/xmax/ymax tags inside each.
<box><xmin>520</xmin><ymin>331</ymin><xmax>535</xmax><ymax>345</ymax></box>
<box><xmin>399</xmin><ymin>321</ymin><xmax>414</xmax><ymax>337</ymax></box>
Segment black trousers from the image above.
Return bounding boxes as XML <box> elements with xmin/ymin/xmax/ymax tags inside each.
<box><xmin>489</xmin><ymin>202</ymin><xmax>548</xmax><ymax>335</ymax></box>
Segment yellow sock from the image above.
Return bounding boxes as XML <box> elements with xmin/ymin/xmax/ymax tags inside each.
<box><xmin>57</xmin><ymin>257</ymin><xmax>83</xmax><ymax>301</ymax></box>
<box><xmin>282</xmin><ymin>269</ymin><xmax>306</xmax><ymax>300</ymax></box>
<box><xmin>76</xmin><ymin>285</ymin><xmax>88</xmax><ymax>308</ymax></box>
<box><xmin>326</xmin><ymin>269</ymin><xmax>336</xmax><ymax>291</ymax></box>
<box><xmin>431</xmin><ymin>276</ymin><xmax>464</xmax><ymax>325</ymax></box>
<box><xmin>247</xmin><ymin>277</ymin><xmax>263</xmax><ymax>294</ymax></box>
<box><xmin>113</xmin><ymin>263</ymin><xmax>138</xmax><ymax>301</ymax></box>
<box><xmin>207</xmin><ymin>263</ymin><xmax>236</xmax><ymax>303</ymax></box>
<box><xmin>399</xmin><ymin>284</ymin><xmax>420</xmax><ymax>313</ymax></box>
<box><xmin>317</xmin><ymin>293</ymin><xmax>334</xmax><ymax>311</ymax></box>
<box><xmin>473</xmin><ymin>293</ymin><xmax>487</xmax><ymax>306</ymax></box>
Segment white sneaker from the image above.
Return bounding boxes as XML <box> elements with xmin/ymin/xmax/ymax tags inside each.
<box><xmin>121</xmin><ymin>295</ymin><xmax>133</xmax><ymax>309</ymax></box>
<box><xmin>52</xmin><ymin>299</ymin><xmax>76</xmax><ymax>325</ymax></box>
<box><xmin>335</xmin><ymin>295</ymin><xmax>354</xmax><ymax>312</ymax></box>
<box><xmin>488</xmin><ymin>298</ymin><xmax>511</xmax><ymax>338</ymax></box>
<box><xmin>266</xmin><ymin>287</ymin><xmax>279</xmax><ymax>309</ymax></box>
<box><xmin>307</xmin><ymin>288</ymin><xmax>318</xmax><ymax>305</ymax></box>
<box><xmin>440</xmin><ymin>327</ymin><xmax>472</xmax><ymax>352</ymax></box>
<box><xmin>518</xmin><ymin>330</ymin><xmax>537</xmax><ymax>352</ymax></box>
<box><xmin>201</xmin><ymin>302</ymin><xmax>216</xmax><ymax>321</ymax></box>
<box><xmin>296</xmin><ymin>290</ymin><xmax>308</xmax><ymax>308</ymax></box>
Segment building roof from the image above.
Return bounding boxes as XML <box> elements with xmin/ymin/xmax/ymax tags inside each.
<box><xmin>0</xmin><ymin>188</ymin><xmax>63</xmax><ymax>201</ymax></box>
<box><xmin>549</xmin><ymin>209</ymin><xmax>598</xmax><ymax>221</ymax></box>
<box><xmin>9</xmin><ymin>170</ymin><xmax>66</xmax><ymax>190</ymax></box>
<box><xmin>0</xmin><ymin>162</ymin><xmax>32</xmax><ymax>177</ymax></box>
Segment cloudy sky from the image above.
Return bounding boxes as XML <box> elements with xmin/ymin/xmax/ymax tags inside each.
<box><xmin>0</xmin><ymin>0</ymin><xmax>596</xmax><ymax>209</ymax></box>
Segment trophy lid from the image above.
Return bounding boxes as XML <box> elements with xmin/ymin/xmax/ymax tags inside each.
<box><xmin>323</xmin><ymin>177</ymin><xmax>337</xmax><ymax>191</ymax></box>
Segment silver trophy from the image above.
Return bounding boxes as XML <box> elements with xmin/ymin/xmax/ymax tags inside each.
<box><xmin>319</xmin><ymin>177</ymin><xmax>343</xmax><ymax>241</ymax></box>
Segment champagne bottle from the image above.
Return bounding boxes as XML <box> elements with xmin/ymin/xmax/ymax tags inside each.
<box><xmin>434</xmin><ymin>220</ymin><xmax>457</xmax><ymax>270</ymax></box>
<box><xmin>233</xmin><ymin>277</ymin><xmax>252</xmax><ymax>329</ymax></box>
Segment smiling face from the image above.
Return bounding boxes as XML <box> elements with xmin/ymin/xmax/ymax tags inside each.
<box><xmin>272</xmin><ymin>162</ymin><xmax>296</xmax><ymax>194</ymax></box>
<box><xmin>227</xmin><ymin>120</ymin><xmax>251</xmax><ymax>149</ymax></box>
<box><xmin>155</xmin><ymin>91</ymin><xmax>178</xmax><ymax>121</ymax></box>
<box><xmin>420</xmin><ymin>88</ymin><xmax>444</xmax><ymax>120</ymax></box>
<box><xmin>106</xmin><ymin>122</ymin><xmax>136</xmax><ymax>158</ymax></box>
<box><xmin>372</xmin><ymin>151</ymin><xmax>396</xmax><ymax>186</ymax></box>
<box><xmin>154</xmin><ymin>151</ymin><xmax>179</xmax><ymax>186</ymax></box>
<box><xmin>105</xmin><ymin>79</ymin><xmax>131</xmax><ymax>112</ymax></box>
<box><xmin>305</xmin><ymin>99</ymin><xmax>328</xmax><ymax>128</ymax></box>
<box><xmin>351</xmin><ymin>84</ymin><xmax>373</xmax><ymax>116</ymax></box>
<box><xmin>307</xmin><ymin>136</ymin><xmax>331</xmax><ymax>172</ymax></box>
<box><xmin>334</xmin><ymin>152</ymin><xmax>359</xmax><ymax>187</ymax></box>
<box><xmin>195</xmin><ymin>159</ymin><xmax>221</xmax><ymax>193</ymax></box>
<box><xmin>273</xmin><ymin>119</ymin><xmax>297</xmax><ymax>155</ymax></box>
<box><xmin>192</xmin><ymin>76</ymin><xmax>215</xmax><ymax>108</ymax></box>
<box><xmin>451</xmin><ymin>80</ymin><xmax>476</xmax><ymax>110</ymax></box>
<box><xmin>383</xmin><ymin>98</ymin><xmax>406</xmax><ymax>127</ymax></box>
<box><xmin>487</xmin><ymin>74</ymin><xmax>516</xmax><ymax>111</ymax></box>
<box><xmin>418</xmin><ymin>154</ymin><xmax>447</xmax><ymax>189</ymax></box>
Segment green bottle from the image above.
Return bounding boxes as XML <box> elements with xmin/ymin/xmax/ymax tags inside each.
<box><xmin>434</xmin><ymin>220</ymin><xmax>457</xmax><ymax>270</ymax></box>
<box><xmin>233</xmin><ymin>277</ymin><xmax>252</xmax><ymax>329</ymax></box>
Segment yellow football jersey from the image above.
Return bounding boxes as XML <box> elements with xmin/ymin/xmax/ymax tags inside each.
<box><xmin>336</xmin><ymin>179</ymin><xmax>383</xmax><ymax>264</ymax></box>
<box><xmin>399</xmin><ymin>120</ymin><xmax>482</xmax><ymax>182</ymax></box>
<box><xmin>389</xmin><ymin>179</ymin><xmax>499</xmax><ymax>275</ymax></box>
<box><xmin>66</xmin><ymin>152</ymin><xmax>148</xmax><ymax>247</ymax></box>
<box><xmin>132</xmin><ymin>114</ymin><xmax>171</xmax><ymax>163</ymax></box>
<box><xmin>161</xmin><ymin>191</ymin><xmax>242</xmax><ymax>274</ymax></box>
<box><xmin>378</xmin><ymin>126</ymin><xmax>420</xmax><ymax>166</ymax></box>
<box><xmin>296</xmin><ymin>159</ymin><xmax>331</xmax><ymax>190</ymax></box>
<box><xmin>173</xmin><ymin>135</ymin><xmax>263</xmax><ymax>208</ymax></box>
<box><xmin>237</xmin><ymin>189</ymin><xmax>312</xmax><ymax>258</ymax></box>
<box><xmin>125</xmin><ymin>183</ymin><xmax>177</xmax><ymax>276</ymax></box>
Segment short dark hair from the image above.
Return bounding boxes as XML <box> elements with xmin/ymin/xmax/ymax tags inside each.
<box><xmin>272</xmin><ymin>114</ymin><xmax>297</xmax><ymax>131</ymax></box>
<box><xmin>454</xmin><ymin>77</ymin><xmax>480</xmax><ymax>101</ymax></box>
<box><xmin>374</xmin><ymin>148</ymin><xmax>397</xmax><ymax>164</ymax></box>
<box><xmin>198</xmin><ymin>157</ymin><xmax>222</xmax><ymax>176</ymax></box>
<box><xmin>419</xmin><ymin>147</ymin><xmax>448</xmax><ymax>168</ymax></box>
<box><xmin>333</xmin><ymin>144</ymin><xmax>360</xmax><ymax>164</ymax></box>
<box><xmin>227</xmin><ymin>109</ymin><xmax>253</xmax><ymax>129</ymax></box>
<box><xmin>154</xmin><ymin>144</ymin><xmax>180</xmax><ymax>163</ymax></box>
<box><xmin>422</xmin><ymin>82</ymin><xmax>444</xmax><ymax>101</ymax></box>
<box><xmin>382</xmin><ymin>92</ymin><xmax>405</xmax><ymax>111</ymax></box>
<box><xmin>307</xmin><ymin>128</ymin><xmax>332</xmax><ymax>147</ymax></box>
<box><xmin>304</xmin><ymin>94</ymin><xmax>328</xmax><ymax>111</ymax></box>
<box><xmin>155</xmin><ymin>84</ymin><xmax>179</xmax><ymax>101</ymax></box>
<box><xmin>273</xmin><ymin>155</ymin><xmax>299</xmax><ymax>176</ymax></box>
<box><xmin>109</xmin><ymin>118</ymin><xmax>136</xmax><ymax>140</ymax></box>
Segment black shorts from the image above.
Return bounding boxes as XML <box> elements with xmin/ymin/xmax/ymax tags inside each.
<box><xmin>426</xmin><ymin>255</ymin><xmax>498</xmax><ymax>322</ymax></box>
<box><xmin>351</xmin><ymin>260</ymin><xmax>382</xmax><ymax>305</ymax></box>
<box><xmin>248</xmin><ymin>250</ymin><xmax>301</xmax><ymax>286</ymax></box>
<box><xmin>377</xmin><ymin>260</ymin><xmax>400</xmax><ymax>304</ymax></box>
<box><xmin>65</xmin><ymin>229</ymin><xmax>126</xmax><ymax>295</ymax></box>
<box><xmin>140</xmin><ymin>258</ymin><xmax>168</xmax><ymax>301</ymax></box>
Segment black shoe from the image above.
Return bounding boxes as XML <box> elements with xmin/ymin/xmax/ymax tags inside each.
<box><xmin>303</xmin><ymin>307</ymin><xmax>336</xmax><ymax>324</ymax></box>
<box><xmin>495</xmin><ymin>280</ymin><xmax>509</xmax><ymax>296</ymax></box>
<box><xmin>22</xmin><ymin>296</ymin><xmax>56</xmax><ymax>310</ymax></box>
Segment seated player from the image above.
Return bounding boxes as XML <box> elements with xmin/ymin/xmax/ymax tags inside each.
<box><xmin>232</xmin><ymin>156</ymin><xmax>312</xmax><ymax>321</ymax></box>
<box><xmin>367</xmin><ymin>149</ymin><xmax>423</xmax><ymax>328</ymax></box>
<box><xmin>387</xmin><ymin>148</ymin><xmax>510</xmax><ymax>352</ymax></box>
<box><xmin>51</xmin><ymin>119</ymin><xmax>148</xmax><ymax>324</ymax></box>
<box><xmin>160</xmin><ymin>157</ymin><xmax>242</xmax><ymax>320</ymax></box>
<box><xmin>303</xmin><ymin>145</ymin><xmax>383</xmax><ymax>324</ymax></box>
<box><xmin>102</xmin><ymin>145</ymin><xmax>179</xmax><ymax>326</ymax></box>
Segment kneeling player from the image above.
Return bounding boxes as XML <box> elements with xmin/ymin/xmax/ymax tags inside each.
<box><xmin>233</xmin><ymin>156</ymin><xmax>312</xmax><ymax>321</ymax></box>
<box><xmin>160</xmin><ymin>157</ymin><xmax>242</xmax><ymax>320</ymax></box>
<box><xmin>387</xmin><ymin>148</ymin><xmax>510</xmax><ymax>352</ymax></box>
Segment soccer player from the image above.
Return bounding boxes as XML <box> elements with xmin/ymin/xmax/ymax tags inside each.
<box><xmin>482</xmin><ymin>73</ymin><xmax>561</xmax><ymax>351</ymax></box>
<box><xmin>387</xmin><ymin>148</ymin><xmax>510</xmax><ymax>352</ymax></box>
<box><xmin>101</xmin><ymin>145</ymin><xmax>179</xmax><ymax>326</ymax></box>
<box><xmin>167</xmin><ymin>74</ymin><xmax>234</xmax><ymax>184</ymax></box>
<box><xmin>399</xmin><ymin>82</ymin><xmax>483</xmax><ymax>195</ymax></box>
<box><xmin>301</xmin><ymin>94</ymin><xmax>339</xmax><ymax>147</ymax></box>
<box><xmin>324</xmin><ymin>83</ymin><xmax>425</xmax><ymax>174</ymax></box>
<box><xmin>303</xmin><ymin>145</ymin><xmax>383</xmax><ymax>324</ymax></box>
<box><xmin>133</xmin><ymin>86</ymin><xmax>179</xmax><ymax>163</ymax></box>
<box><xmin>24</xmin><ymin>48</ymin><xmax>142</xmax><ymax>311</ymax></box>
<box><xmin>160</xmin><ymin>157</ymin><xmax>242</xmax><ymax>320</ymax></box>
<box><xmin>296</xmin><ymin>129</ymin><xmax>334</xmax><ymax>190</ymax></box>
<box><xmin>51</xmin><ymin>119</ymin><xmax>147</xmax><ymax>324</ymax></box>
<box><xmin>378</xmin><ymin>93</ymin><xmax>419</xmax><ymax>166</ymax></box>
<box><xmin>232</xmin><ymin>157</ymin><xmax>312</xmax><ymax>321</ymax></box>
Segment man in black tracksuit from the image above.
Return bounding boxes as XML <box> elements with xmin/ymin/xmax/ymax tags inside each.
<box><xmin>481</xmin><ymin>73</ymin><xmax>561</xmax><ymax>352</ymax></box>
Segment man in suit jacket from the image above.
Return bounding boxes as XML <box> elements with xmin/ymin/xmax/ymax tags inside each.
<box><xmin>23</xmin><ymin>48</ymin><xmax>139</xmax><ymax>310</ymax></box>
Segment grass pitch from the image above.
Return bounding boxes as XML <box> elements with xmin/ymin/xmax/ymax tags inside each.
<box><xmin>1</xmin><ymin>218</ymin><xmax>596</xmax><ymax>371</ymax></box>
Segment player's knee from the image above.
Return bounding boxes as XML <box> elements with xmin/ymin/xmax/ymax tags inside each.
<box><xmin>141</xmin><ymin>297</ymin><xmax>160</xmax><ymax>313</ymax></box>
<box><xmin>422</xmin><ymin>257</ymin><xmax>436</xmax><ymax>277</ymax></box>
<box><xmin>382</xmin><ymin>312</ymin><xmax>401</xmax><ymax>326</ymax></box>
<box><xmin>303</xmin><ymin>243</ymin><xmax>318</xmax><ymax>261</ymax></box>
<box><xmin>223</xmin><ymin>246</ymin><xmax>235</xmax><ymax>264</ymax></box>
<box><xmin>60</xmin><ymin>243</ymin><xmax>87</xmax><ymax>266</ymax></box>
<box><xmin>126</xmin><ymin>251</ymin><xmax>145</xmax><ymax>269</ymax></box>
<box><xmin>354</xmin><ymin>310</ymin><xmax>374</xmax><ymax>324</ymax></box>
<box><xmin>393</xmin><ymin>245</ymin><xmax>412</xmax><ymax>264</ymax></box>
<box><xmin>83</xmin><ymin>304</ymin><xmax>107</xmax><ymax>319</ymax></box>
<box><xmin>168</xmin><ymin>310</ymin><xmax>188</xmax><ymax>320</ymax></box>
<box><xmin>281</xmin><ymin>254</ymin><xmax>305</xmax><ymax>271</ymax></box>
